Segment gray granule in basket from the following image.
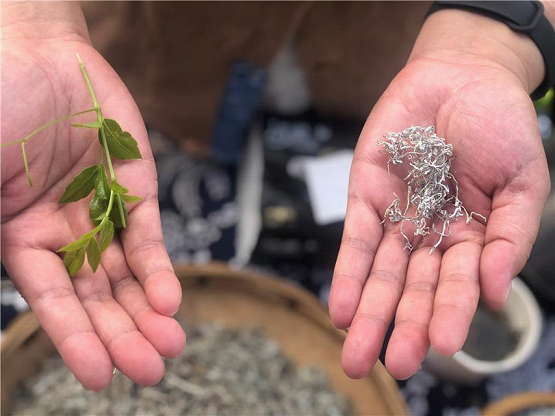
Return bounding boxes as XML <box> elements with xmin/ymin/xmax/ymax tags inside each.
<box><xmin>9</xmin><ymin>322</ymin><xmax>352</xmax><ymax>416</ymax></box>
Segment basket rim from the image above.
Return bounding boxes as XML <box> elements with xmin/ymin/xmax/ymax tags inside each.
<box><xmin>1</xmin><ymin>262</ymin><xmax>408</xmax><ymax>416</ymax></box>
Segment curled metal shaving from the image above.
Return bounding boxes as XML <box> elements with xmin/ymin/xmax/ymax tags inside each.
<box><xmin>377</xmin><ymin>125</ymin><xmax>485</xmax><ymax>253</ymax></box>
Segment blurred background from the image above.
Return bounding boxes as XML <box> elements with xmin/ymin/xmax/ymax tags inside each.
<box><xmin>2</xmin><ymin>2</ymin><xmax>554</xmax><ymax>415</ymax></box>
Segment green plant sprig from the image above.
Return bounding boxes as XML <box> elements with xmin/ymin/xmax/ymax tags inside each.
<box><xmin>1</xmin><ymin>54</ymin><xmax>142</xmax><ymax>276</ymax></box>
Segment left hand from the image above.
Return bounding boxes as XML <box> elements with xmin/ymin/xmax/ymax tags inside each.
<box><xmin>1</xmin><ymin>2</ymin><xmax>185</xmax><ymax>390</ymax></box>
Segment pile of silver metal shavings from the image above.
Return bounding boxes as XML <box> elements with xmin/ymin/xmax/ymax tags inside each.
<box><xmin>9</xmin><ymin>323</ymin><xmax>352</xmax><ymax>416</ymax></box>
<box><xmin>377</xmin><ymin>125</ymin><xmax>485</xmax><ymax>252</ymax></box>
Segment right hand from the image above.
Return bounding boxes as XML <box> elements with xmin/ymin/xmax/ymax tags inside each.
<box><xmin>330</xmin><ymin>6</ymin><xmax>550</xmax><ymax>380</ymax></box>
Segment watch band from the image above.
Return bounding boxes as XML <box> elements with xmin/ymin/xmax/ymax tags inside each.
<box><xmin>426</xmin><ymin>1</ymin><xmax>555</xmax><ymax>100</ymax></box>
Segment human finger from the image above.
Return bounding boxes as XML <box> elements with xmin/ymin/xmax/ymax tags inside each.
<box><xmin>329</xmin><ymin>146</ymin><xmax>412</xmax><ymax>328</ymax></box>
<box><xmin>340</xmin><ymin>230</ymin><xmax>410</xmax><ymax>379</ymax></box>
<box><xmin>120</xmin><ymin>193</ymin><xmax>182</xmax><ymax>317</ymax></box>
<box><xmin>480</xmin><ymin>177</ymin><xmax>549</xmax><ymax>310</ymax></box>
<box><xmin>329</xmin><ymin>196</ymin><xmax>383</xmax><ymax>330</ymax></box>
<box><xmin>71</xmin><ymin>259</ymin><xmax>166</xmax><ymax>386</ymax></box>
<box><xmin>100</xmin><ymin>238</ymin><xmax>186</xmax><ymax>360</ymax></box>
<box><xmin>2</xmin><ymin>248</ymin><xmax>113</xmax><ymax>391</ymax></box>
<box><xmin>429</xmin><ymin>242</ymin><xmax>481</xmax><ymax>356</ymax></box>
<box><xmin>385</xmin><ymin>246</ymin><xmax>441</xmax><ymax>380</ymax></box>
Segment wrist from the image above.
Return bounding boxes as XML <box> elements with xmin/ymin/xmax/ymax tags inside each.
<box><xmin>1</xmin><ymin>1</ymin><xmax>89</xmax><ymax>43</ymax></box>
<box><xmin>409</xmin><ymin>8</ymin><xmax>545</xmax><ymax>95</ymax></box>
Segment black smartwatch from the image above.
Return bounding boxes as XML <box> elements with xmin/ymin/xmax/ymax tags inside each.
<box><xmin>426</xmin><ymin>1</ymin><xmax>555</xmax><ymax>100</ymax></box>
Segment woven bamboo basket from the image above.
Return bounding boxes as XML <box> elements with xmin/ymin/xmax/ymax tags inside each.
<box><xmin>1</xmin><ymin>262</ymin><xmax>408</xmax><ymax>415</ymax></box>
<box><xmin>482</xmin><ymin>391</ymin><xmax>555</xmax><ymax>415</ymax></box>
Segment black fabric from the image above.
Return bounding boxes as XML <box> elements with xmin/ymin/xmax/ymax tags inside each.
<box><xmin>250</xmin><ymin>110</ymin><xmax>361</xmax><ymax>302</ymax></box>
<box><xmin>427</xmin><ymin>1</ymin><xmax>555</xmax><ymax>100</ymax></box>
<box><xmin>156</xmin><ymin>146</ymin><xmax>238</xmax><ymax>264</ymax></box>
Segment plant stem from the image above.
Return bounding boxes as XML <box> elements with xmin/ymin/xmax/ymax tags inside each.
<box><xmin>0</xmin><ymin>108</ymin><xmax>97</xmax><ymax>187</ymax></box>
<box><xmin>77</xmin><ymin>54</ymin><xmax>100</xmax><ymax>114</ymax></box>
<box><xmin>98</xmin><ymin>125</ymin><xmax>123</xmax><ymax>225</ymax></box>
<box><xmin>1</xmin><ymin>108</ymin><xmax>96</xmax><ymax>149</ymax></box>
<box><xmin>77</xmin><ymin>55</ymin><xmax>116</xmax><ymax>180</ymax></box>
<box><xmin>21</xmin><ymin>142</ymin><xmax>32</xmax><ymax>187</ymax></box>
<box><xmin>99</xmin><ymin>126</ymin><xmax>116</xmax><ymax>180</ymax></box>
<box><xmin>116</xmin><ymin>194</ymin><xmax>127</xmax><ymax>228</ymax></box>
<box><xmin>102</xmin><ymin>191</ymin><xmax>115</xmax><ymax>225</ymax></box>
<box><xmin>77</xmin><ymin>54</ymin><xmax>125</xmax><ymax>228</ymax></box>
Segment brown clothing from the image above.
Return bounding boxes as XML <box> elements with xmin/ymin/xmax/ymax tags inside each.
<box><xmin>82</xmin><ymin>1</ymin><xmax>429</xmax><ymax>157</ymax></box>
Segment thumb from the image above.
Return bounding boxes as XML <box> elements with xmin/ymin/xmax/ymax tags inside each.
<box><xmin>480</xmin><ymin>175</ymin><xmax>550</xmax><ymax>310</ymax></box>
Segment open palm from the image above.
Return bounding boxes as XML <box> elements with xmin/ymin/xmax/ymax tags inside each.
<box><xmin>330</xmin><ymin>56</ymin><xmax>550</xmax><ymax>380</ymax></box>
<box><xmin>1</xmin><ymin>26</ymin><xmax>185</xmax><ymax>389</ymax></box>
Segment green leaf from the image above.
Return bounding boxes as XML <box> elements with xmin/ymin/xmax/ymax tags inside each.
<box><xmin>89</xmin><ymin>165</ymin><xmax>110</xmax><ymax>225</ymax></box>
<box><xmin>86</xmin><ymin>237</ymin><xmax>101</xmax><ymax>272</ymax></box>
<box><xmin>120</xmin><ymin>194</ymin><xmax>142</xmax><ymax>203</ymax></box>
<box><xmin>95</xmin><ymin>164</ymin><xmax>110</xmax><ymax>200</ymax></box>
<box><xmin>57</xmin><ymin>225</ymin><xmax>101</xmax><ymax>252</ymax></box>
<box><xmin>99</xmin><ymin>220</ymin><xmax>114</xmax><ymax>252</ymax></box>
<box><xmin>89</xmin><ymin>194</ymin><xmax>108</xmax><ymax>226</ymax></box>
<box><xmin>58</xmin><ymin>165</ymin><xmax>99</xmax><ymax>204</ymax></box>
<box><xmin>58</xmin><ymin>234</ymin><xmax>92</xmax><ymax>252</ymax></box>
<box><xmin>71</xmin><ymin>121</ymin><xmax>102</xmax><ymax>129</ymax></box>
<box><xmin>64</xmin><ymin>248</ymin><xmax>85</xmax><ymax>277</ymax></box>
<box><xmin>101</xmin><ymin>119</ymin><xmax>142</xmax><ymax>160</ymax></box>
<box><xmin>109</xmin><ymin>194</ymin><xmax>128</xmax><ymax>229</ymax></box>
<box><xmin>103</xmin><ymin>118</ymin><xmax>122</xmax><ymax>134</ymax></box>
<box><xmin>110</xmin><ymin>179</ymin><xmax>129</xmax><ymax>195</ymax></box>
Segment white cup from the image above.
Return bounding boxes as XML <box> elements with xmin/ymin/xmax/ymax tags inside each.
<box><xmin>423</xmin><ymin>277</ymin><xmax>543</xmax><ymax>384</ymax></box>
